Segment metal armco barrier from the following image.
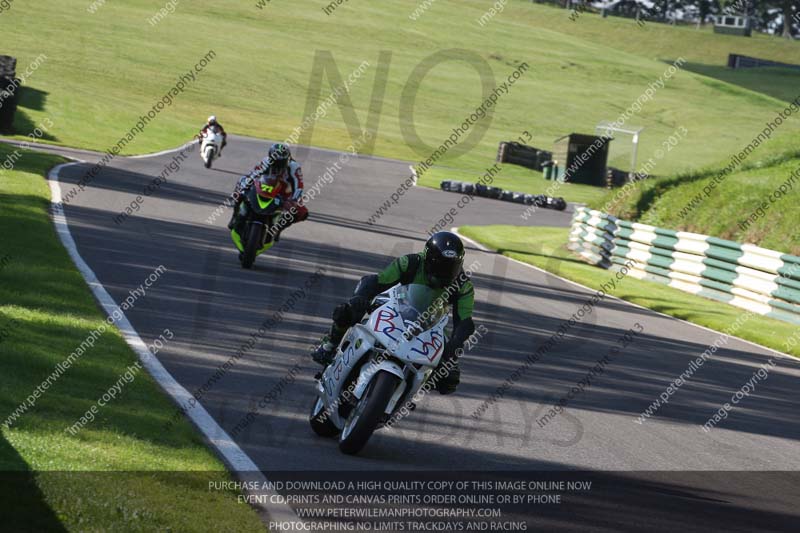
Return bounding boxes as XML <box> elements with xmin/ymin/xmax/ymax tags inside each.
<box><xmin>569</xmin><ymin>206</ymin><xmax>800</xmax><ymax>325</ymax></box>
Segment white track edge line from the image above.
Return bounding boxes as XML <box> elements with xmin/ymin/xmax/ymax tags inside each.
<box><xmin>451</xmin><ymin>227</ymin><xmax>491</xmax><ymax>252</ymax></box>
<box><xmin>127</xmin><ymin>141</ymin><xmax>195</xmax><ymax>159</ymax></box>
<box><xmin>452</xmin><ymin>228</ymin><xmax>797</xmax><ymax>363</ymax></box>
<box><xmin>48</xmin><ymin>161</ymin><xmax>301</xmax><ymax>524</ymax></box>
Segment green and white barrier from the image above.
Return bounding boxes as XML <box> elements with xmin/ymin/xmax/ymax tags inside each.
<box><xmin>569</xmin><ymin>206</ymin><xmax>800</xmax><ymax>325</ymax></box>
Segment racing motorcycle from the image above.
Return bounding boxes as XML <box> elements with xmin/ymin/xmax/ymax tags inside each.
<box><xmin>309</xmin><ymin>284</ymin><xmax>450</xmax><ymax>455</ymax></box>
<box><xmin>230</xmin><ymin>176</ymin><xmax>283</xmax><ymax>269</ymax></box>
<box><xmin>199</xmin><ymin>126</ymin><xmax>224</xmax><ymax>168</ymax></box>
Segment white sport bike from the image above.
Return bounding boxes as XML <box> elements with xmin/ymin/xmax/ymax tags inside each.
<box><xmin>200</xmin><ymin>126</ymin><xmax>224</xmax><ymax>168</ymax></box>
<box><xmin>309</xmin><ymin>284</ymin><xmax>450</xmax><ymax>455</ymax></box>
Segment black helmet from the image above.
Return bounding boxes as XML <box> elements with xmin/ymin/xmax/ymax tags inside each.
<box><xmin>268</xmin><ymin>143</ymin><xmax>291</xmax><ymax>172</ymax></box>
<box><xmin>424</xmin><ymin>231</ymin><xmax>465</xmax><ymax>288</ymax></box>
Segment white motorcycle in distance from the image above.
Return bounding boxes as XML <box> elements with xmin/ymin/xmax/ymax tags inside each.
<box><xmin>309</xmin><ymin>284</ymin><xmax>450</xmax><ymax>455</ymax></box>
<box><xmin>199</xmin><ymin>126</ymin><xmax>224</xmax><ymax>168</ymax></box>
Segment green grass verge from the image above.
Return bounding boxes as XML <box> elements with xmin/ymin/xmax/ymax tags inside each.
<box><xmin>459</xmin><ymin>225</ymin><xmax>800</xmax><ymax>358</ymax></box>
<box><xmin>0</xmin><ymin>144</ymin><xmax>263</xmax><ymax>530</ymax></box>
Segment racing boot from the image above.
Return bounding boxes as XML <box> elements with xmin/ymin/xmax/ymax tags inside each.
<box><xmin>273</xmin><ymin>211</ymin><xmax>293</xmax><ymax>243</ymax></box>
<box><xmin>227</xmin><ymin>195</ymin><xmax>243</xmax><ymax>230</ymax></box>
<box><xmin>311</xmin><ymin>334</ymin><xmax>337</xmax><ymax>367</ymax></box>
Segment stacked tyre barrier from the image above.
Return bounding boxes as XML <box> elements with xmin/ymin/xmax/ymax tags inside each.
<box><xmin>496</xmin><ymin>142</ymin><xmax>552</xmax><ymax>171</ymax></box>
<box><xmin>569</xmin><ymin>206</ymin><xmax>800</xmax><ymax>325</ymax></box>
<box><xmin>440</xmin><ymin>180</ymin><xmax>567</xmax><ymax>211</ymax></box>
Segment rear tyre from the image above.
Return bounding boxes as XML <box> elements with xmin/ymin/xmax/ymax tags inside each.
<box><xmin>338</xmin><ymin>371</ymin><xmax>399</xmax><ymax>455</ymax></box>
<box><xmin>241</xmin><ymin>224</ymin><xmax>261</xmax><ymax>269</ymax></box>
<box><xmin>309</xmin><ymin>397</ymin><xmax>339</xmax><ymax>438</ymax></box>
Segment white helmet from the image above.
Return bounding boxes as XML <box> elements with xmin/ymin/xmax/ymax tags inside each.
<box><xmin>207</xmin><ymin>115</ymin><xmax>217</xmax><ymax>125</ymax></box>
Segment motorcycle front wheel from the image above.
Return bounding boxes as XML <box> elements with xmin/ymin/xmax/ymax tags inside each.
<box><xmin>204</xmin><ymin>147</ymin><xmax>214</xmax><ymax>168</ymax></box>
<box><xmin>241</xmin><ymin>223</ymin><xmax>262</xmax><ymax>269</ymax></box>
<box><xmin>309</xmin><ymin>397</ymin><xmax>340</xmax><ymax>438</ymax></box>
<box><xmin>338</xmin><ymin>371</ymin><xmax>400</xmax><ymax>455</ymax></box>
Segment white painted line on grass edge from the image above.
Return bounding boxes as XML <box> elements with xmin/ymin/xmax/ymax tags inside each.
<box><xmin>48</xmin><ymin>161</ymin><xmax>301</xmax><ymax>525</ymax></box>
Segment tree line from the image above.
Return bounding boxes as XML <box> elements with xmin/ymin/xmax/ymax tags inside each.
<box><xmin>552</xmin><ymin>0</ymin><xmax>800</xmax><ymax>37</ymax></box>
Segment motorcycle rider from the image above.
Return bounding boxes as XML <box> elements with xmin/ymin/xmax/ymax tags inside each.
<box><xmin>197</xmin><ymin>115</ymin><xmax>227</xmax><ymax>156</ymax></box>
<box><xmin>311</xmin><ymin>231</ymin><xmax>475</xmax><ymax>395</ymax></box>
<box><xmin>227</xmin><ymin>143</ymin><xmax>308</xmax><ymax>241</ymax></box>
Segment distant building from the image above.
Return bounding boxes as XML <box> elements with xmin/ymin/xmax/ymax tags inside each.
<box><xmin>714</xmin><ymin>14</ymin><xmax>752</xmax><ymax>37</ymax></box>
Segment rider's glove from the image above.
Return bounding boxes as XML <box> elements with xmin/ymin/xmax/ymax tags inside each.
<box><xmin>436</xmin><ymin>368</ymin><xmax>460</xmax><ymax>395</ymax></box>
<box><xmin>435</xmin><ymin>357</ymin><xmax>460</xmax><ymax>395</ymax></box>
<box><xmin>283</xmin><ymin>199</ymin><xmax>299</xmax><ymax>213</ymax></box>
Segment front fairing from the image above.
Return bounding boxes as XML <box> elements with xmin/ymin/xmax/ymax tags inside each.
<box><xmin>245</xmin><ymin>186</ymin><xmax>280</xmax><ymax>217</ymax></box>
<box><xmin>367</xmin><ymin>285</ymin><xmax>449</xmax><ymax>367</ymax></box>
<box><xmin>202</xmin><ymin>132</ymin><xmax>223</xmax><ymax>146</ymax></box>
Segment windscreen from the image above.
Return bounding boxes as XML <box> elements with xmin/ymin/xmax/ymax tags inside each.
<box><xmin>395</xmin><ymin>284</ymin><xmax>447</xmax><ymax>332</ymax></box>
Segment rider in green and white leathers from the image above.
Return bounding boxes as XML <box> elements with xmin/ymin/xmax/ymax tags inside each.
<box><xmin>312</xmin><ymin>232</ymin><xmax>475</xmax><ymax>395</ymax></box>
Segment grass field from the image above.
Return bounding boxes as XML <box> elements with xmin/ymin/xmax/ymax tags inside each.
<box><xmin>459</xmin><ymin>225</ymin><xmax>800</xmax><ymax>358</ymax></box>
<box><xmin>0</xmin><ymin>144</ymin><xmax>263</xmax><ymax>530</ymax></box>
<box><xmin>3</xmin><ymin>0</ymin><xmax>800</xmax><ymax>182</ymax></box>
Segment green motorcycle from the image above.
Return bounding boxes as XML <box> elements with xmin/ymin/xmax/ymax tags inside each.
<box><xmin>230</xmin><ymin>179</ymin><xmax>283</xmax><ymax>269</ymax></box>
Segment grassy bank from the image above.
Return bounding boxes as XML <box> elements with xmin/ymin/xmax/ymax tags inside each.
<box><xmin>459</xmin><ymin>225</ymin><xmax>800</xmax><ymax>358</ymax></box>
<box><xmin>0</xmin><ymin>144</ymin><xmax>263</xmax><ymax>530</ymax></box>
<box><xmin>3</xmin><ymin>0</ymin><xmax>800</xmax><ymax>183</ymax></box>
<box><xmin>592</xmin><ymin>147</ymin><xmax>800</xmax><ymax>254</ymax></box>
